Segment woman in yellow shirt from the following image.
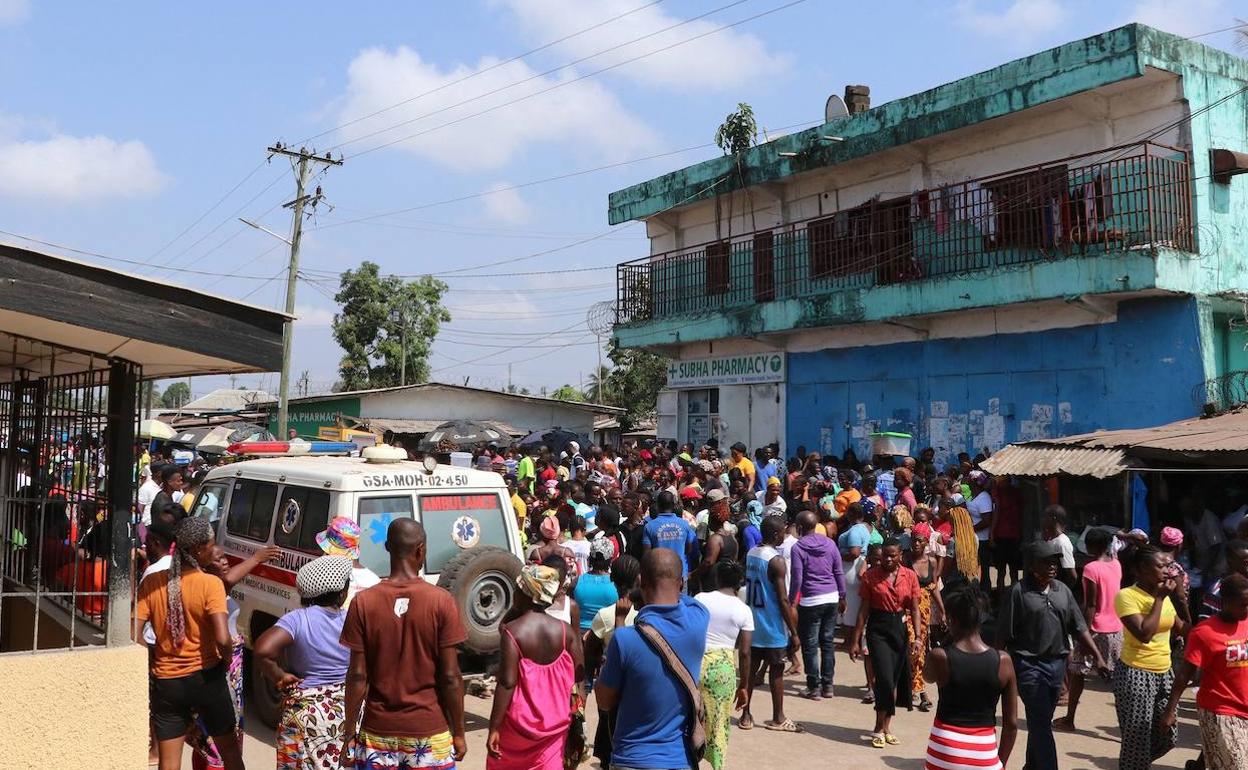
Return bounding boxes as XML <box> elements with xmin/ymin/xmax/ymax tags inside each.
<box><xmin>1113</xmin><ymin>544</ymin><xmax>1189</xmax><ymax>770</ymax></box>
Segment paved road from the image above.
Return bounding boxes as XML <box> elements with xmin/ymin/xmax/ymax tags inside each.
<box><xmin>211</xmin><ymin>647</ymin><xmax>1202</xmax><ymax>770</ymax></box>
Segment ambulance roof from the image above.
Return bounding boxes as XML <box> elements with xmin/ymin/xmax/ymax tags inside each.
<box><xmin>204</xmin><ymin>456</ymin><xmax>509</xmax><ymax>493</ymax></box>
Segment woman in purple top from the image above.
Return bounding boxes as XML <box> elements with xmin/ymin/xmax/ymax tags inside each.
<box><xmin>254</xmin><ymin>556</ymin><xmax>353</xmax><ymax>770</ymax></box>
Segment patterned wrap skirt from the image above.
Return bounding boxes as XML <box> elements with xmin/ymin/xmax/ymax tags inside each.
<box><xmin>352</xmin><ymin>730</ymin><xmax>457</xmax><ymax>770</ymax></box>
<box><xmin>277</xmin><ymin>681</ymin><xmax>347</xmax><ymax>769</ymax></box>
<box><xmin>699</xmin><ymin>647</ymin><xmax>738</xmax><ymax>770</ymax></box>
<box><xmin>189</xmin><ymin>638</ymin><xmax>245</xmax><ymax>770</ymax></box>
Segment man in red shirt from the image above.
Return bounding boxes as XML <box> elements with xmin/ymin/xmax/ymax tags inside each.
<box><xmin>1163</xmin><ymin>573</ymin><xmax>1248</xmax><ymax>769</ymax></box>
<box><xmin>340</xmin><ymin>518</ymin><xmax>468</xmax><ymax>769</ymax></box>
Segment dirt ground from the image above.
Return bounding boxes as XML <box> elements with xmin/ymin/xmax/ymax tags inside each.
<box><xmin>212</xmin><ymin>646</ymin><xmax>1203</xmax><ymax>770</ymax></box>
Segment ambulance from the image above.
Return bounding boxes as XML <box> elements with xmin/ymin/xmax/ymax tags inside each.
<box><xmin>188</xmin><ymin>441</ymin><xmax>524</xmax><ymax>726</ymax></box>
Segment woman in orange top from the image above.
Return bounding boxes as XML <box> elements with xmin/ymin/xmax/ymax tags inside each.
<box><xmin>135</xmin><ymin>516</ymin><xmax>244</xmax><ymax>770</ymax></box>
<box><xmin>851</xmin><ymin>538</ymin><xmax>923</xmax><ymax>750</ymax></box>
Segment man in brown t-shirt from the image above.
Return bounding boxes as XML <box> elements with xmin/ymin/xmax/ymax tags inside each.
<box><xmin>340</xmin><ymin>517</ymin><xmax>468</xmax><ymax>768</ymax></box>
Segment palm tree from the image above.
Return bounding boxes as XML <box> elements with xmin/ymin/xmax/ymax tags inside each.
<box><xmin>585</xmin><ymin>365</ymin><xmax>612</xmax><ymax>405</ymax></box>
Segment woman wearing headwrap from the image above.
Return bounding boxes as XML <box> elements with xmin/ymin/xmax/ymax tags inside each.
<box><xmin>135</xmin><ymin>517</ymin><xmax>245</xmax><ymax>770</ymax></box>
<box><xmin>254</xmin><ymin>555</ymin><xmax>353</xmax><ymax>769</ymax></box>
<box><xmin>487</xmin><ymin>564</ymin><xmax>583</xmax><ymax>770</ymax></box>
<box><xmin>893</xmin><ymin>467</ymin><xmax>917</xmax><ymax>516</ymax></box>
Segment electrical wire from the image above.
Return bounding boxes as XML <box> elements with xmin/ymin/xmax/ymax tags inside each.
<box><xmin>331</xmin><ymin>0</ymin><xmax>759</xmax><ymax>157</ymax></box>
<box><xmin>295</xmin><ymin>0</ymin><xmax>669</xmax><ymax>146</ymax></box>
<box><xmin>141</xmin><ymin>160</ymin><xmax>269</xmax><ymax>265</ymax></box>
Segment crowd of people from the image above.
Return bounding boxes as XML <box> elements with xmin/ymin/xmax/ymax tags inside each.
<box><xmin>133</xmin><ymin>435</ymin><xmax>1248</xmax><ymax>770</ymax></box>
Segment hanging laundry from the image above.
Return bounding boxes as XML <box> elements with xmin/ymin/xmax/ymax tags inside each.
<box><xmin>933</xmin><ymin>188</ymin><xmax>948</xmax><ymax>235</ymax></box>
<box><xmin>1083</xmin><ymin>181</ymin><xmax>1097</xmax><ymax>237</ymax></box>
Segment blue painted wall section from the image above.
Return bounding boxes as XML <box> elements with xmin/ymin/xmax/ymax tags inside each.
<box><xmin>786</xmin><ymin>296</ymin><xmax>1205</xmax><ymax>466</ymax></box>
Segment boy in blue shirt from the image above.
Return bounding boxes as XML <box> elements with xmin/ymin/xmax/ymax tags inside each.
<box><xmin>642</xmin><ymin>490</ymin><xmax>699</xmax><ymax>578</ymax></box>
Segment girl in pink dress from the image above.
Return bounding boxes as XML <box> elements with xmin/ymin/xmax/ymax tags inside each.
<box><xmin>487</xmin><ymin>565</ymin><xmax>583</xmax><ymax>770</ymax></box>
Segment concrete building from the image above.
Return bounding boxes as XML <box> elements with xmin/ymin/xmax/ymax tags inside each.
<box><xmin>610</xmin><ymin>24</ymin><xmax>1248</xmax><ymax>465</ymax></box>
<box><xmin>265</xmin><ymin>382</ymin><xmax>621</xmax><ymax>444</ymax></box>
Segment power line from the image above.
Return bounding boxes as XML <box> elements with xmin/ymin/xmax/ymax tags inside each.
<box><xmin>330</xmin><ymin>0</ymin><xmax>754</xmax><ymax>157</ymax></box>
<box><xmin>141</xmin><ymin>161</ymin><xmax>268</xmax><ymax>265</ymax></box>
<box><xmin>296</xmin><ymin>0</ymin><xmax>669</xmax><ymax>146</ymax></box>
<box><xmin>341</xmin><ymin>0</ymin><xmax>806</xmax><ymax>160</ymax></box>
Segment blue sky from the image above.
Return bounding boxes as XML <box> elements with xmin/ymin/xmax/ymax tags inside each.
<box><xmin>0</xmin><ymin>0</ymin><xmax>1242</xmax><ymax>398</ymax></box>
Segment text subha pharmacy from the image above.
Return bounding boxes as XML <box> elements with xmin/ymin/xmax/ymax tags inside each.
<box><xmin>658</xmin><ymin>352</ymin><xmax>785</xmax><ymax>452</ymax></box>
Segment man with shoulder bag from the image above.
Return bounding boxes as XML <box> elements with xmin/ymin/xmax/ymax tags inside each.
<box><xmin>597</xmin><ymin>549</ymin><xmax>710</xmax><ymax>770</ymax></box>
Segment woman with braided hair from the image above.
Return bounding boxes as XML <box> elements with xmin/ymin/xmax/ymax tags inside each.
<box><xmin>135</xmin><ymin>516</ymin><xmax>245</xmax><ymax>770</ymax></box>
<box><xmin>937</xmin><ymin>495</ymin><xmax>980</xmax><ymax>587</ymax></box>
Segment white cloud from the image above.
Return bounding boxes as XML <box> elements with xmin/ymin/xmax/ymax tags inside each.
<box><xmin>294</xmin><ymin>305</ymin><xmax>336</xmax><ymax>327</ymax></box>
<box><xmin>335</xmin><ymin>46</ymin><xmax>658</xmax><ymax>170</ymax></box>
<box><xmin>955</xmin><ymin>0</ymin><xmax>1068</xmax><ymax>39</ymax></box>
<box><xmin>481</xmin><ymin>183</ymin><xmax>532</xmax><ymax>225</ymax></box>
<box><xmin>495</xmin><ymin>0</ymin><xmax>790</xmax><ymax>91</ymax></box>
<box><xmin>0</xmin><ymin>0</ymin><xmax>29</xmax><ymax>26</ymax></box>
<box><xmin>0</xmin><ymin>133</ymin><xmax>167</xmax><ymax>201</ymax></box>
<box><xmin>1124</xmin><ymin>0</ymin><xmax>1232</xmax><ymax>37</ymax></box>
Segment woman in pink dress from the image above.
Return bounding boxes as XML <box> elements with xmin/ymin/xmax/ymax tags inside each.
<box><xmin>487</xmin><ymin>564</ymin><xmax>583</xmax><ymax>770</ymax></box>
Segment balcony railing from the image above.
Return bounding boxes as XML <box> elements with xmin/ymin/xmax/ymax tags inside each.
<box><xmin>616</xmin><ymin>142</ymin><xmax>1193</xmax><ymax>326</ymax></box>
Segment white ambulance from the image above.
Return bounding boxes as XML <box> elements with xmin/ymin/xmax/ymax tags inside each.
<box><xmin>188</xmin><ymin>443</ymin><xmax>524</xmax><ymax>726</ymax></box>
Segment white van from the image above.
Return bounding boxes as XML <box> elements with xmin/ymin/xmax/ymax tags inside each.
<box><xmin>189</xmin><ymin>451</ymin><xmax>524</xmax><ymax>725</ymax></box>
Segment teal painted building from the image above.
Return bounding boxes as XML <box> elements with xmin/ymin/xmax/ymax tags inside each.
<box><xmin>609</xmin><ymin>25</ymin><xmax>1248</xmax><ymax>463</ymax></box>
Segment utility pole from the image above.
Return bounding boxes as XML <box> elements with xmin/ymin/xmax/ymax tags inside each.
<box><xmin>267</xmin><ymin>143</ymin><xmax>342</xmax><ymax>439</ymax></box>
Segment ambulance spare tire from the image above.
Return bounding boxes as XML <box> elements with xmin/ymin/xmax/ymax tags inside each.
<box><xmin>437</xmin><ymin>546</ymin><xmax>523</xmax><ymax>654</ymax></box>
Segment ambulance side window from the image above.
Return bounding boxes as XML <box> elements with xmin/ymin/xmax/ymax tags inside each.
<box><xmin>357</xmin><ymin>495</ymin><xmax>414</xmax><ymax>579</ymax></box>
<box><xmin>274</xmin><ymin>486</ymin><xmax>332</xmax><ymax>553</ymax></box>
<box><xmin>225</xmin><ymin>479</ymin><xmax>279</xmax><ymax>542</ymax></box>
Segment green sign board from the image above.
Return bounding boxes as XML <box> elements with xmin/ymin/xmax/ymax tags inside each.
<box><xmin>267</xmin><ymin>396</ymin><xmax>362</xmax><ymax>438</ymax></box>
<box><xmin>666</xmin><ymin>352</ymin><xmax>785</xmax><ymax>389</ymax></box>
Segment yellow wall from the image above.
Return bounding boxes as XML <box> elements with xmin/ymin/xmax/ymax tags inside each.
<box><xmin>0</xmin><ymin>644</ymin><xmax>147</xmax><ymax>768</ymax></box>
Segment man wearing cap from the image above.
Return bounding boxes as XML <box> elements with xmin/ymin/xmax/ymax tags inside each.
<box><xmin>318</xmin><ymin>516</ymin><xmax>381</xmax><ymax>607</ymax></box>
<box><xmin>997</xmin><ymin>541</ymin><xmax>1110</xmax><ymax>770</ymax></box>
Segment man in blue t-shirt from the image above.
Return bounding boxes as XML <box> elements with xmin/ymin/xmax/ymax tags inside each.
<box><xmin>642</xmin><ymin>490</ymin><xmax>699</xmax><ymax>577</ymax></box>
<box><xmin>597</xmin><ymin>549</ymin><xmax>710</xmax><ymax>770</ymax></box>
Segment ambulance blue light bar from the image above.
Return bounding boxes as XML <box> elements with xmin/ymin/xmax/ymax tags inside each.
<box><xmin>227</xmin><ymin>440</ymin><xmax>356</xmax><ymax>457</ymax></box>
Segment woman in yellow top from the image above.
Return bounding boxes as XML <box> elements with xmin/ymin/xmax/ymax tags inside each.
<box><xmin>1113</xmin><ymin>544</ymin><xmax>1189</xmax><ymax>770</ymax></box>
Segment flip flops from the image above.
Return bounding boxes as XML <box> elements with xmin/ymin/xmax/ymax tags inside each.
<box><xmin>764</xmin><ymin>719</ymin><xmax>804</xmax><ymax>733</ymax></box>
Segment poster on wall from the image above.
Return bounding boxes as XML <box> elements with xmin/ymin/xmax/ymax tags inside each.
<box><xmin>666</xmin><ymin>352</ymin><xmax>784</xmax><ymax>389</ymax></box>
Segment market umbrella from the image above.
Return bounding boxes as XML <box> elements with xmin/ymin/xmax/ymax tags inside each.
<box><xmin>200</xmin><ymin>423</ymin><xmax>272</xmax><ymax>454</ymax></box>
<box><xmin>139</xmin><ymin>419</ymin><xmax>176</xmax><ymax>440</ymax></box>
<box><xmin>517</xmin><ymin>428</ymin><xmax>581</xmax><ymax>455</ymax></box>
<box><xmin>417</xmin><ymin>420</ymin><xmax>507</xmax><ymax>451</ymax></box>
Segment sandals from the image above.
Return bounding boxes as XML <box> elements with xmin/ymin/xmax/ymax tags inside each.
<box><xmin>861</xmin><ymin>691</ymin><xmax>875</xmax><ymax>704</ymax></box>
<box><xmin>885</xmin><ymin>734</ymin><xmax>900</xmax><ymax>745</ymax></box>
<box><xmin>738</xmin><ymin>713</ymin><xmax>754</xmax><ymax>731</ymax></box>
<box><xmin>764</xmin><ymin>719</ymin><xmax>804</xmax><ymax>733</ymax></box>
<box><xmin>871</xmin><ymin>733</ymin><xmax>886</xmax><ymax>749</ymax></box>
<box><xmin>918</xmin><ymin>695</ymin><xmax>933</xmax><ymax>712</ymax></box>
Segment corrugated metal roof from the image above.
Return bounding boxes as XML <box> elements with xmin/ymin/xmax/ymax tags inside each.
<box><xmin>1036</xmin><ymin>408</ymin><xmax>1248</xmax><ymax>454</ymax></box>
<box><xmin>980</xmin><ymin>444</ymin><xmax>1131</xmax><ymax>479</ymax></box>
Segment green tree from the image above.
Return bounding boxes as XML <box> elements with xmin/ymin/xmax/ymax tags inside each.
<box><xmin>550</xmin><ymin>384</ymin><xmax>585</xmax><ymax>402</ymax></box>
<box><xmin>160</xmin><ymin>381</ymin><xmax>191</xmax><ymax>408</ymax></box>
<box><xmin>584</xmin><ymin>365</ymin><xmax>612</xmax><ymax>404</ymax></box>
<box><xmin>605</xmin><ymin>341</ymin><xmax>667</xmax><ymax>431</ymax></box>
<box><xmin>332</xmin><ymin>261</ymin><xmax>450</xmax><ymax>390</ymax></box>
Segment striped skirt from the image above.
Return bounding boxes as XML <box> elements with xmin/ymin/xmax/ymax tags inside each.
<box><xmin>926</xmin><ymin>721</ymin><xmax>1002</xmax><ymax>770</ymax></box>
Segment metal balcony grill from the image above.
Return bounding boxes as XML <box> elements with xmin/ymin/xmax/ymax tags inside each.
<box><xmin>616</xmin><ymin>141</ymin><xmax>1194</xmax><ymax>325</ymax></box>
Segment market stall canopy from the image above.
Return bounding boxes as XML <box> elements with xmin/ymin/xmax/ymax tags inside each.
<box><xmin>518</xmin><ymin>428</ymin><xmax>581</xmax><ymax>455</ymax></box>
<box><xmin>417</xmin><ymin>419</ymin><xmax>509</xmax><ymax>451</ymax></box>
<box><xmin>980</xmin><ymin>444</ymin><xmax>1133</xmax><ymax>479</ymax></box>
<box><xmin>139</xmin><ymin>419</ymin><xmax>176</xmax><ymax>441</ymax></box>
<box><xmin>170</xmin><ymin>422</ymin><xmax>272</xmax><ymax>453</ymax></box>
<box><xmin>981</xmin><ymin>406</ymin><xmax>1248</xmax><ymax>477</ymax></box>
<box><xmin>0</xmin><ymin>241</ymin><xmax>288</xmax><ymax>381</ymax></box>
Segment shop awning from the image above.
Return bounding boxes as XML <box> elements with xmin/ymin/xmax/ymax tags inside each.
<box><xmin>980</xmin><ymin>444</ymin><xmax>1132</xmax><ymax>479</ymax></box>
<box><xmin>347</xmin><ymin>416</ymin><xmax>523</xmax><ymax>437</ymax></box>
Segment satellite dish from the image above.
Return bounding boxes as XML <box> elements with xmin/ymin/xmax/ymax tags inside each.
<box><xmin>824</xmin><ymin>94</ymin><xmax>848</xmax><ymax>123</ymax></box>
